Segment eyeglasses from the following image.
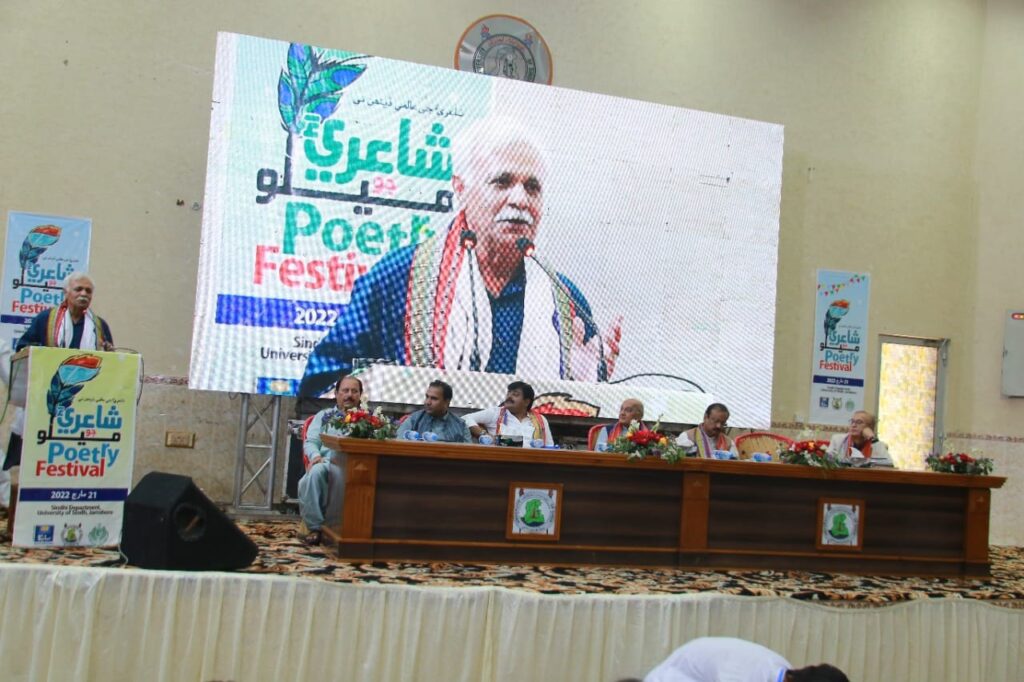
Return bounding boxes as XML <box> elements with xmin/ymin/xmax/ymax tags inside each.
<box><xmin>849</xmin><ymin>419</ymin><xmax>868</xmax><ymax>426</ymax></box>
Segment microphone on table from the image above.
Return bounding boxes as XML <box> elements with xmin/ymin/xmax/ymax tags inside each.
<box><xmin>515</xmin><ymin>237</ymin><xmax>608</xmax><ymax>381</ymax></box>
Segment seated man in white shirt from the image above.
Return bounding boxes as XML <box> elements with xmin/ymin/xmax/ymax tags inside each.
<box><xmin>827</xmin><ymin>410</ymin><xmax>893</xmax><ymax>467</ymax></box>
<box><xmin>676</xmin><ymin>403</ymin><xmax>738</xmax><ymax>458</ymax></box>
<box><xmin>635</xmin><ymin>636</ymin><xmax>849</xmax><ymax>682</ymax></box>
<box><xmin>463</xmin><ymin>381</ymin><xmax>554</xmax><ymax>447</ymax></box>
<box><xmin>298</xmin><ymin>374</ymin><xmax>364</xmax><ymax>545</ymax></box>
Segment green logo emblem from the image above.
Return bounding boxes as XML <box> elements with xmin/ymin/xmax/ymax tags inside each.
<box><xmin>88</xmin><ymin>524</ymin><xmax>109</xmax><ymax>545</ymax></box>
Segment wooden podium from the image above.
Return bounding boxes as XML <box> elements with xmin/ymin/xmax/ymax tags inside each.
<box><xmin>321</xmin><ymin>437</ymin><xmax>1004</xmax><ymax>576</ymax></box>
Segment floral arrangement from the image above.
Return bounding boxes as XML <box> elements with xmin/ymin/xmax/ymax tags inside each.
<box><xmin>925</xmin><ymin>452</ymin><xmax>994</xmax><ymax>475</ymax></box>
<box><xmin>330</xmin><ymin>406</ymin><xmax>395</xmax><ymax>440</ymax></box>
<box><xmin>778</xmin><ymin>439</ymin><xmax>842</xmax><ymax>469</ymax></box>
<box><xmin>611</xmin><ymin>420</ymin><xmax>687</xmax><ymax>464</ymax></box>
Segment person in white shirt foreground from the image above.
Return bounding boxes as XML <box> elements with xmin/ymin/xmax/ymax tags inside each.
<box><xmin>618</xmin><ymin>636</ymin><xmax>848</xmax><ymax>682</ymax></box>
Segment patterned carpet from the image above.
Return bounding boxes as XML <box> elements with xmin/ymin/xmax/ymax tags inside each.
<box><xmin>2</xmin><ymin>513</ymin><xmax>1022</xmax><ymax>608</ymax></box>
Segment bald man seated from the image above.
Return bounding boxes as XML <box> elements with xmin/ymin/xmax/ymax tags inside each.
<box><xmin>593</xmin><ymin>398</ymin><xmax>646</xmax><ymax>449</ymax></box>
<box><xmin>826</xmin><ymin>410</ymin><xmax>893</xmax><ymax>467</ymax></box>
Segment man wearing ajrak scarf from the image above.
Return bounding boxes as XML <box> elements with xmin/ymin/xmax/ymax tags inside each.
<box><xmin>675</xmin><ymin>402</ymin><xmax>738</xmax><ymax>458</ymax></box>
<box><xmin>3</xmin><ymin>273</ymin><xmax>114</xmax><ymax>477</ymax></box>
<box><xmin>299</xmin><ymin>117</ymin><xmax>622</xmax><ymax>397</ymax></box>
<box><xmin>593</xmin><ymin>398</ymin><xmax>647</xmax><ymax>450</ymax></box>
<box><xmin>463</xmin><ymin>381</ymin><xmax>553</xmax><ymax>448</ymax></box>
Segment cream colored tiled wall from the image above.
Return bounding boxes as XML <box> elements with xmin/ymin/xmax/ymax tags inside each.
<box><xmin>133</xmin><ymin>383</ymin><xmax>295</xmax><ymax>505</ymax></box>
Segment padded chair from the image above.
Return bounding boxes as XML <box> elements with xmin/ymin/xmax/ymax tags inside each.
<box><xmin>734</xmin><ymin>431</ymin><xmax>794</xmax><ymax>460</ymax></box>
<box><xmin>299</xmin><ymin>413</ymin><xmax>346</xmax><ymax>534</ymax></box>
<box><xmin>300</xmin><ymin>414</ymin><xmax>316</xmax><ymax>469</ymax></box>
<box><xmin>587</xmin><ymin>424</ymin><xmax>607</xmax><ymax>451</ymax></box>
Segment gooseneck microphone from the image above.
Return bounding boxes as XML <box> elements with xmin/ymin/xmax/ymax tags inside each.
<box><xmin>460</xmin><ymin>230</ymin><xmax>482</xmax><ymax>371</ymax></box>
<box><xmin>515</xmin><ymin>238</ymin><xmax>608</xmax><ymax>381</ymax></box>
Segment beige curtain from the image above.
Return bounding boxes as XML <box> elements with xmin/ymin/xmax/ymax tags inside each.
<box><xmin>1</xmin><ymin>564</ymin><xmax>1020</xmax><ymax>681</ymax></box>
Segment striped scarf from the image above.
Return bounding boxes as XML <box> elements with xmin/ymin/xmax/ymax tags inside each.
<box><xmin>691</xmin><ymin>427</ymin><xmax>729</xmax><ymax>459</ymax></box>
<box><xmin>496</xmin><ymin>406</ymin><xmax>547</xmax><ymax>442</ymax></box>
<box><xmin>403</xmin><ymin>213</ymin><xmax>577</xmax><ymax>377</ymax></box>
<box><xmin>46</xmin><ymin>303</ymin><xmax>108</xmax><ymax>349</ymax></box>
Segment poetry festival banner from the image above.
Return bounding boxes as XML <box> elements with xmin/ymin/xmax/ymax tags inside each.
<box><xmin>0</xmin><ymin>211</ymin><xmax>92</xmax><ymax>349</ymax></box>
<box><xmin>192</xmin><ymin>32</ymin><xmax>784</xmax><ymax>426</ymax></box>
<box><xmin>13</xmin><ymin>347</ymin><xmax>139</xmax><ymax>548</ymax></box>
<box><xmin>809</xmin><ymin>270</ymin><xmax>870</xmax><ymax>426</ymax></box>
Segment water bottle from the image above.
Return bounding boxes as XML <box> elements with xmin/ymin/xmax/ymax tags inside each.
<box><xmin>530</xmin><ymin>438</ymin><xmax>544</xmax><ymax>449</ymax></box>
<box><xmin>596</xmin><ymin>443</ymin><xmax>609</xmax><ymax>452</ymax></box>
<box><xmin>404</xmin><ymin>430</ymin><xmax>421</xmax><ymax>441</ymax></box>
<box><xmin>478</xmin><ymin>434</ymin><xmax>494</xmax><ymax>446</ymax></box>
<box><xmin>422</xmin><ymin>431</ymin><xmax>439</xmax><ymax>442</ymax></box>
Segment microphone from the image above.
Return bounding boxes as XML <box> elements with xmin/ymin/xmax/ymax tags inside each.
<box><xmin>515</xmin><ymin>238</ymin><xmax>608</xmax><ymax>381</ymax></box>
<box><xmin>461</xmin><ymin>230</ymin><xmax>482</xmax><ymax>370</ymax></box>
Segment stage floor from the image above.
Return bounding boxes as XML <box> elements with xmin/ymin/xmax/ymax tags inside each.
<box><xmin>2</xmin><ymin>511</ymin><xmax>1023</xmax><ymax>681</ymax></box>
<box><xmin>3</xmin><ymin>513</ymin><xmax>1023</xmax><ymax>607</ymax></box>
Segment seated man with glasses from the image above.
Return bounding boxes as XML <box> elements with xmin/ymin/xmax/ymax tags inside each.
<box><xmin>827</xmin><ymin>410</ymin><xmax>893</xmax><ymax>467</ymax></box>
<box><xmin>676</xmin><ymin>403</ymin><xmax>738</xmax><ymax>458</ymax></box>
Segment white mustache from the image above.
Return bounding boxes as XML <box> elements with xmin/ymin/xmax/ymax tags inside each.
<box><xmin>495</xmin><ymin>208</ymin><xmax>534</xmax><ymax>226</ymax></box>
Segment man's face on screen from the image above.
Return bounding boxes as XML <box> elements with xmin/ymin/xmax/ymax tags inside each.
<box><xmin>457</xmin><ymin>142</ymin><xmax>544</xmax><ymax>258</ymax></box>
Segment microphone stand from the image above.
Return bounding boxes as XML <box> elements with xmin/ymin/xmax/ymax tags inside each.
<box><xmin>460</xmin><ymin>230</ymin><xmax>482</xmax><ymax>371</ymax></box>
<box><xmin>515</xmin><ymin>238</ymin><xmax>608</xmax><ymax>381</ymax></box>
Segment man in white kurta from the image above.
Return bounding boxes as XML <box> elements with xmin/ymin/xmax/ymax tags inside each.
<box><xmin>463</xmin><ymin>381</ymin><xmax>553</xmax><ymax>447</ymax></box>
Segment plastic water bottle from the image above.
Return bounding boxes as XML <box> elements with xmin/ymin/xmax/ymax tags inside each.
<box><xmin>478</xmin><ymin>434</ymin><xmax>494</xmax><ymax>446</ymax></box>
<box><xmin>596</xmin><ymin>443</ymin><xmax>609</xmax><ymax>452</ymax></box>
<box><xmin>422</xmin><ymin>431</ymin><xmax>439</xmax><ymax>442</ymax></box>
<box><xmin>404</xmin><ymin>430</ymin><xmax>421</xmax><ymax>441</ymax></box>
<box><xmin>530</xmin><ymin>439</ymin><xmax>544</xmax><ymax>448</ymax></box>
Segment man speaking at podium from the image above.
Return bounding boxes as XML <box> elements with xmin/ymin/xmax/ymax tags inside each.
<box><xmin>16</xmin><ymin>272</ymin><xmax>114</xmax><ymax>352</ymax></box>
<box><xmin>300</xmin><ymin>118</ymin><xmax>622</xmax><ymax>396</ymax></box>
<box><xmin>4</xmin><ymin>272</ymin><xmax>115</xmax><ymax>472</ymax></box>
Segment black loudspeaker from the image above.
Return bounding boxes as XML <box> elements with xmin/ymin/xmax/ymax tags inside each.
<box><xmin>122</xmin><ymin>472</ymin><xmax>258</xmax><ymax>571</ymax></box>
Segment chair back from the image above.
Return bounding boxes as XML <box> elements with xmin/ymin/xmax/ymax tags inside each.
<box><xmin>734</xmin><ymin>431</ymin><xmax>794</xmax><ymax>460</ymax></box>
<box><xmin>300</xmin><ymin>414</ymin><xmax>316</xmax><ymax>468</ymax></box>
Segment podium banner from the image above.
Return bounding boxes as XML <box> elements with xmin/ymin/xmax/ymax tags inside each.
<box><xmin>809</xmin><ymin>270</ymin><xmax>870</xmax><ymax>426</ymax></box>
<box><xmin>13</xmin><ymin>347</ymin><xmax>139</xmax><ymax>548</ymax></box>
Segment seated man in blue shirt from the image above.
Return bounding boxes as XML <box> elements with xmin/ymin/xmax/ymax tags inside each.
<box><xmin>396</xmin><ymin>380</ymin><xmax>472</xmax><ymax>443</ymax></box>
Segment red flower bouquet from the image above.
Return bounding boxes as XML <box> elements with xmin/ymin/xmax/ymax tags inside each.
<box><xmin>925</xmin><ymin>452</ymin><xmax>993</xmax><ymax>475</ymax></box>
<box><xmin>778</xmin><ymin>439</ymin><xmax>841</xmax><ymax>469</ymax></box>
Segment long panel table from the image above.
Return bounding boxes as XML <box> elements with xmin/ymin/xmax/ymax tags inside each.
<box><xmin>320</xmin><ymin>437</ymin><xmax>1005</xmax><ymax>576</ymax></box>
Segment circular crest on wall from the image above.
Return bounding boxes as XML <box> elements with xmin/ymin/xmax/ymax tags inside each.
<box><xmin>455</xmin><ymin>14</ymin><xmax>553</xmax><ymax>84</ymax></box>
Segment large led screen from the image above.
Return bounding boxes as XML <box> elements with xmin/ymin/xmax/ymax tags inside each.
<box><xmin>191</xmin><ymin>32</ymin><xmax>784</xmax><ymax>426</ymax></box>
